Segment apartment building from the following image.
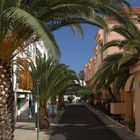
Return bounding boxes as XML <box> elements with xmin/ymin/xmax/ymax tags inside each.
<box><xmin>84</xmin><ymin>8</ymin><xmax>140</xmax><ymax>136</ymax></box>
<box><xmin>13</xmin><ymin>41</ymin><xmax>48</xmax><ymax>120</ymax></box>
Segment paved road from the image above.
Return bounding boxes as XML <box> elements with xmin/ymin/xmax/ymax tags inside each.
<box><xmin>49</xmin><ymin>104</ymin><xmax>122</xmax><ymax>140</ymax></box>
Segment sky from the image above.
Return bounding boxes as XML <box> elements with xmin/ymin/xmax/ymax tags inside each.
<box><xmin>54</xmin><ymin>0</ymin><xmax>140</xmax><ymax>74</ymax></box>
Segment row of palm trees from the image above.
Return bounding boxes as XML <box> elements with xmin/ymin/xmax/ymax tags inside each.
<box><xmin>92</xmin><ymin>9</ymin><xmax>140</xmax><ymax>102</ymax></box>
<box><xmin>0</xmin><ymin>0</ymin><xmax>131</xmax><ymax>139</ymax></box>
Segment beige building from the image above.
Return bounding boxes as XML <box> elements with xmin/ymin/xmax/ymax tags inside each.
<box><xmin>84</xmin><ymin>7</ymin><xmax>140</xmax><ymax>136</ymax></box>
<box><xmin>130</xmin><ymin>62</ymin><xmax>140</xmax><ymax>136</ymax></box>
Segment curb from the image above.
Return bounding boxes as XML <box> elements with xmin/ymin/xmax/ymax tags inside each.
<box><xmin>87</xmin><ymin>104</ymin><xmax>130</xmax><ymax>130</ymax></box>
<box><xmin>104</xmin><ymin>114</ymin><xmax>136</xmax><ymax>133</ymax></box>
<box><xmin>105</xmin><ymin>114</ymin><xmax>125</xmax><ymax>128</ymax></box>
<box><xmin>86</xmin><ymin>104</ymin><xmax>140</xmax><ymax>140</ymax></box>
<box><xmin>86</xmin><ymin>104</ymin><xmax>126</xmax><ymax>127</ymax></box>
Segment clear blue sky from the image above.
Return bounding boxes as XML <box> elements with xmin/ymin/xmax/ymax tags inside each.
<box><xmin>54</xmin><ymin>0</ymin><xmax>140</xmax><ymax>74</ymax></box>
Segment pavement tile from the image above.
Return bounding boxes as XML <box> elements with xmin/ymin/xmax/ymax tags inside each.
<box><xmin>14</xmin><ymin>122</ymin><xmax>50</xmax><ymax>140</ymax></box>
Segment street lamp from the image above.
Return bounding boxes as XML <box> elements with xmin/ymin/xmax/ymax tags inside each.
<box><xmin>35</xmin><ymin>79</ymin><xmax>39</xmax><ymax>140</ymax></box>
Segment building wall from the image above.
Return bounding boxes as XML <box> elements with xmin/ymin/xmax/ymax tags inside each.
<box><xmin>84</xmin><ymin>8</ymin><xmax>140</xmax><ymax>135</ymax></box>
<box><xmin>130</xmin><ymin>62</ymin><xmax>140</xmax><ymax>136</ymax></box>
<box><xmin>13</xmin><ymin>41</ymin><xmax>48</xmax><ymax>121</ymax></box>
<box><xmin>16</xmin><ymin>93</ymin><xmax>32</xmax><ymax>119</ymax></box>
<box><xmin>89</xmin><ymin>58</ymin><xmax>95</xmax><ymax>79</ymax></box>
<box><xmin>103</xmin><ymin>23</ymin><xmax>123</xmax><ymax>59</ymax></box>
<box><xmin>94</xmin><ymin>29</ymin><xmax>104</xmax><ymax>71</ymax></box>
<box><xmin>133</xmin><ymin>72</ymin><xmax>140</xmax><ymax>136</ymax></box>
<box><xmin>84</xmin><ymin>64</ymin><xmax>90</xmax><ymax>82</ymax></box>
<box><xmin>124</xmin><ymin>92</ymin><xmax>133</xmax><ymax>121</ymax></box>
<box><xmin>86</xmin><ymin>12</ymin><xmax>140</xmax><ymax>81</ymax></box>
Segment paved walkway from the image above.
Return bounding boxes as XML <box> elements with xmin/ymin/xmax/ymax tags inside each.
<box><xmin>14</xmin><ymin>121</ymin><xmax>50</xmax><ymax>140</ymax></box>
<box><xmin>48</xmin><ymin>104</ymin><xmax>140</xmax><ymax>140</ymax></box>
<box><xmin>14</xmin><ymin>110</ymin><xmax>63</xmax><ymax>140</ymax></box>
<box><xmin>14</xmin><ymin>104</ymin><xmax>140</xmax><ymax>140</ymax></box>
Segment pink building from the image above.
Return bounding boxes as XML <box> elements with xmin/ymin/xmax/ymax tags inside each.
<box><xmin>84</xmin><ymin>64</ymin><xmax>90</xmax><ymax>87</ymax></box>
<box><xmin>84</xmin><ymin>7</ymin><xmax>140</xmax><ymax>136</ymax></box>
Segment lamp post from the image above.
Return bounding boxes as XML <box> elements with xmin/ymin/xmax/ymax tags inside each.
<box><xmin>35</xmin><ymin>0</ymin><xmax>39</xmax><ymax>138</ymax></box>
<box><xmin>35</xmin><ymin>79</ymin><xmax>39</xmax><ymax>140</ymax></box>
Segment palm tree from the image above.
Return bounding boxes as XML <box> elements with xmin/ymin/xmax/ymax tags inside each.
<box><xmin>91</xmin><ymin>53</ymin><xmax>132</xmax><ymax>101</ymax></box>
<box><xmin>38</xmin><ymin>62</ymin><xmax>79</xmax><ymax>129</ymax></box>
<box><xmin>0</xmin><ymin>0</ymin><xmax>131</xmax><ymax>139</ymax></box>
<box><xmin>20</xmin><ymin>54</ymin><xmax>80</xmax><ymax>129</ymax></box>
<box><xmin>0</xmin><ymin>1</ymin><xmax>60</xmax><ymax>138</ymax></box>
<box><xmin>18</xmin><ymin>55</ymin><xmax>51</xmax><ymax>128</ymax></box>
<box><xmin>23</xmin><ymin>0</ymin><xmax>131</xmax><ymax>31</ymax></box>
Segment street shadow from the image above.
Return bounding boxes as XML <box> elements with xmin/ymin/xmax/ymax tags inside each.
<box><xmin>47</xmin><ymin>105</ymin><xmax>122</xmax><ymax>140</ymax></box>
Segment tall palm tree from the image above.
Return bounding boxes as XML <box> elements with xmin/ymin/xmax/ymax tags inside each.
<box><xmin>0</xmin><ymin>1</ymin><xmax>59</xmax><ymax>138</ymax></box>
<box><xmin>0</xmin><ymin>0</ymin><xmax>131</xmax><ymax>139</ymax></box>
<box><xmin>38</xmin><ymin>61</ymin><xmax>80</xmax><ymax>129</ymax></box>
<box><xmin>20</xmin><ymin>55</ymin><xmax>80</xmax><ymax>129</ymax></box>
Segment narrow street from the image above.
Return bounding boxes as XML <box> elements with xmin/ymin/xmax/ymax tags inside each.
<box><xmin>49</xmin><ymin>104</ymin><xmax>122</xmax><ymax>140</ymax></box>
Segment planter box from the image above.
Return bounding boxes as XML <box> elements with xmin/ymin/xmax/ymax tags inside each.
<box><xmin>110</xmin><ymin>102</ymin><xmax>124</xmax><ymax>114</ymax></box>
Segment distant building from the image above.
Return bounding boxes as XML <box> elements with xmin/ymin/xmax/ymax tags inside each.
<box><xmin>13</xmin><ymin>41</ymin><xmax>48</xmax><ymax>120</ymax></box>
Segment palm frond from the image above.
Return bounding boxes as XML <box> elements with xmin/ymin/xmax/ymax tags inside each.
<box><xmin>102</xmin><ymin>40</ymin><xmax>121</xmax><ymax>51</ymax></box>
<box><xmin>111</xmin><ymin>25</ymin><xmax>135</xmax><ymax>40</ymax></box>
<box><xmin>118</xmin><ymin>54</ymin><xmax>139</xmax><ymax>68</ymax></box>
<box><xmin>48</xmin><ymin>16</ymin><xmax>107</xmax><ymax>32</ymax></box>
<box><xmin>4</xmin><ymin>7</ymin><xmax>60</xmax><ymax>59</ymax></box>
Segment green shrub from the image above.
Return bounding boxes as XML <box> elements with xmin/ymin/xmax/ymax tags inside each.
<box><xmin>94</xmin><ymin>99</ymin><xmax>111</xmax><ymax>116</ymax></box>
<box><xmin>128</xmin><ymin>118</ymin><xmax>135</xmax><ymax>132</ymax></box>
<box><xmin>68</xmin><ymin>95</ymin><xmax>74</xmax><ymax>103</ymax></box>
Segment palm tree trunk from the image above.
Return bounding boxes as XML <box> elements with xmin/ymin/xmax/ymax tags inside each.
<box><xmin>51</xmin><ymin>96</ymin><xmax>56</xmax><ymax>104</ymax></box>
<box><xmin>39</xmin><ymin>106</ymin><xmax>50</xmax><ymax>130</ymax></box>
<box><xmin>0</xmin><ymin>62</ymin><xmax>15</xmax><ymax>140</ymax></box>
<box><xmin>58</xmin><ymin>96</ymin><xmax>65</xmax><ymax>110</ymax></box>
